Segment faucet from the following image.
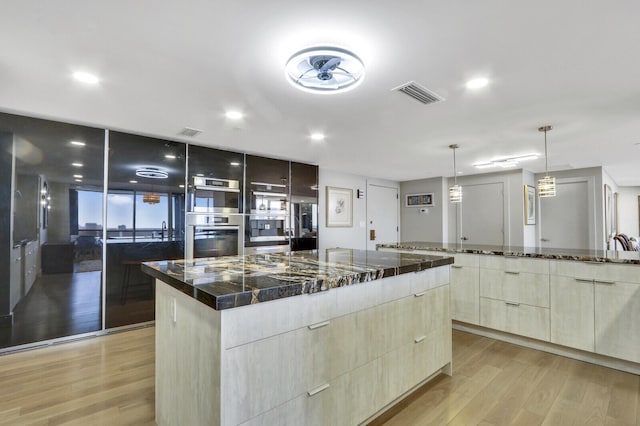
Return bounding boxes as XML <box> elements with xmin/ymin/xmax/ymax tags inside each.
<box><xmin>161</xmin><ymin>221</ymin><xmax>167</xmax><ymax>240</ymax></box>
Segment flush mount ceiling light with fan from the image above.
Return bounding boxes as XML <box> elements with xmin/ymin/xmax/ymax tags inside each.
<box><xmin>285</xmin><ymin>46</ymin><xmax>365</xmax><ymax>94</ymax></box>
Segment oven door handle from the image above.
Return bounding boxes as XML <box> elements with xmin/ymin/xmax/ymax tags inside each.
<box><xmin>196</xmin><ymin>225</ymin><xmax>240</xmax><ymax>231</ymax></box>
<box><xmin>194</xmin><ymin>186</ymin><xmax>240</xmax><ymax>193</ymax></box>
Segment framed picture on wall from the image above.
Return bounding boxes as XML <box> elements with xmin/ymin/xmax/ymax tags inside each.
<box><xmin>326</xmin><ymin>186</ymin><xmax>353</xmax><ymax>227</ymax></box>
<box><xmin>605</xmin><ymin>184</ymin><xmax>614</xmax><ymax>239</ymax></box>
<box><xmin>406</xmin><ymin>193</ymin><xmax>434</xmax><ymax>207</ymax></box>
<box><xmin>524</xmin><ymin>185</ymin><xmax>536</xmax><ymax>225</ymax></box>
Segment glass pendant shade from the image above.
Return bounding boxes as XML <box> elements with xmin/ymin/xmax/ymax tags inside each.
<box><xmin>449</xmin><ymin>185</ymin><xmax>462</xmax><ymax>203</ymax></box>
<box><xmin>537</xmin><ymin>175</ymin><xmax>556</xmax><ymax>197</ymax></box>
<box><xmin>448</xmin><ymin>144</ymin><xmax>462</xmax><ymax>203</ymax></box>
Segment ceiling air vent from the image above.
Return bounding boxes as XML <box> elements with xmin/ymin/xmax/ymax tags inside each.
<box><xmin>178</xmin><ymin>127</ymin><xmax>203</xmax><ymax>137</ymax></box>
<box><xmin>393</xmin><ymin>81</ymin><xmax>445</xmax><ymax>105</ymax></box>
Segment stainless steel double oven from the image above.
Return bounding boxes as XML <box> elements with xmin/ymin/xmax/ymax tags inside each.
<box><xmin>186</xmin><ymin>177</ymin><xmax>243</xmax><ymax>259</ymax></box>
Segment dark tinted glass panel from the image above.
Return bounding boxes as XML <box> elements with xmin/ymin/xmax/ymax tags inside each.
<box><xmin>0</xmin><ymin>112</ymin><xmax>104</xmax><ymax>349</ymax></box>
<box><xmin>245</xmin><ymin>155</ymin><xmax>290</xmax><ymax>249</ymax></box>
<box><xmin>105</xmin><ymin>131</ymin><xmax>185</xmax><ymax>329</ymax></box>
<box><xmin>290</xmin><ymin>162</ymin><xmax>318</xmax><ymax>251</ymax></box>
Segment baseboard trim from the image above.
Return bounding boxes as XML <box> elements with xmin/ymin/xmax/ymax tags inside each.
<box><xmin>453</xmin><ymin>321</ymin><xmax>640</xmax><ymax>376</ymax></box>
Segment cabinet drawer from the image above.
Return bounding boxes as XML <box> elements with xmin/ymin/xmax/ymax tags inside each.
<box><xmin>550</xmin><ymin>275</ymin><xmax>595</xmax><ymax>352</ymax></box>
<box><xmin>451</xmin><ymin>265</ymin><xmax>479</xmax><ymax>325</ymax></box>
<box><xmin>551</xmin><ymin>260</ymin><xmax>640</xmax><ymax>284</ymax></box>
<box><xmin>480</xmin><ymin>256</ymin><xmax>549</xmax><ymax>274</ymax></box>
<box><xmin>480</xmin><ymin>269</ymin><xmax>549</xmax><ymax>308</ymax></box>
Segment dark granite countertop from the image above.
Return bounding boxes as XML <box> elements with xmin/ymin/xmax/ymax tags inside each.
<box><xmin>141</xmin><ymin>249</ymin><xmax>453</xmax><ymax>310</ymax></box>
<box><xmin>377</xmin><ymin>242</ymin><xmax>640</xmax><ymax>265</ymax></box>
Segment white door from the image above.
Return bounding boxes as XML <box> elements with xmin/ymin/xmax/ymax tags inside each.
<box><xmin>366</xmin><ymin>184</ymin><xmax>398</xmax><ymax>250</ymax></box>
<box><xmin>459</xmin><ymin>183</ymin><xmax>505</xmax><ymax>246</ymax></box>
<box><xmin>539</xmin><ymin>180</ymin><xmax>591</xmax><ymax>249</ymax></box>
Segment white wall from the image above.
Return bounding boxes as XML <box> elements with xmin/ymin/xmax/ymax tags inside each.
<box><xmin>617</xmin><ymin>186</ymin><xmax>640</xmax><ymax>238</ymax></box>
<box><xmin>400</xmin><ymin>177</ymin><xmax>447</xmax><ymax>243</ymax></box>
<box><xmin>318</xmin><ymin>168</ymin><xmax>398</xmax><ymax>250</ymax></box>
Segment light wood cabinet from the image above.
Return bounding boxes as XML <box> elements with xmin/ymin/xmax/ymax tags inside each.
<box><xmin>23</xmin><ymin>240</ymin><xmax>38</xmax><ymax>295</ymax></box>
<box><xmin>156</xmin><ymin>267</ymin><xmax>452</xmax><ymax>426</ymax></box>
<box><xmin>549</xmin><ymin>264</ymin><xmax>595</xmax><ymax>352</ymax></box>
<box><xmin>479</xmin><ymin>257</ymin><xmax>550</xmax><ymax>341</ymax></box>
<box><xmin>10</xmin><ymin>246</ymin><xmax>22</xmax><ymax>311</ymax></box>
<box><xmin>594</xmin><ymin>279</ymin><xmax>640</xmax><ymax>363</ymax></box>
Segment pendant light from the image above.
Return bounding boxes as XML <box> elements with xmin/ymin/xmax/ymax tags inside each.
<box><xmin>537</xmin><ymin>125</ymin><xmax>556</xmax><ymax>197</ymax></box>
<box><xmin>449</xmin><ymin>144</ymin><xmax>462</xmax><ymax>203</ymax></box>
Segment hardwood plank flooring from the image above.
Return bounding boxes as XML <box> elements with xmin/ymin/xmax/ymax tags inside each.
<box><xmin>0</xmin><ymin>327</ymin><xmax>638</xmax><ymax>425</ymax></box>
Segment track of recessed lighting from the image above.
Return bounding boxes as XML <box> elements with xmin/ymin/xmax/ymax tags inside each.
<box><xmin>310</xmin><ymin>133</ymin><xmax>325</xmax><ymax>141</ymax></box>
<box><xmin>474</xmin><ymin>153</ymin><xmax>538</xmax><ymax>169</ymax></box>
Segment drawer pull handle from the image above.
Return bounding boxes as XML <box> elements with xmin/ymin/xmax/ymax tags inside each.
<box><xmin>414</xmin><ymin>292</ymin><xmax>426</xmax><ymax>297</ymax></box>
<box><xmin>414</xmin><ymin>335</ymin><xmax>426</xmax><ymax>343</ymax></box>
<box><xmin>307</xmin><ymin>383</ymin><xmax>330</xmax><ymax>397</ymax></box>
<box><xmin>574</xmin><ymin>278</ymin><xmax>593</xmax><ymax>283</ymax></box>
<box><xmin>594</xmin><ymin>280</ymin><xmax>615</xmax><ymax>285</ymax></box>
<box><xmin>505</xmin><ymin>302</ymin><xmax>520</xmax><ymax>307</ymax></box>
<box><xmin>505</xmin><ymin>271</ymin><xmax>520</xmax><ymax>275</ymax></box>
<box><xmin>308</xmin><ymin>321</ymin><xmax>330</xmax><ymax>330</ymax></box>
<box><xmin>451</xmin><ymin>265</ymin><xmax>463</xmax><ymax>269</ymax></box>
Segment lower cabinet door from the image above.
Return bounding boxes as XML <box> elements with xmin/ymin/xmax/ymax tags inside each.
<box><xmin>595</xmin><ymin>280</ymin><xmax>640</xmax><ymax>363</ymax></box>
<box><xmin>517</xmin><ymin>304</ymin><xmax>550</xmax><ymax>342</ymax></box>
<box><xmin>451</xmin><ymin>265</ymin><xmax>479</xmax><ymax>324</ymax></box>
<box><xmin>550</xmin><ymin>275</ymin><xmax>595</xmax><ymax>352</ymax></box>
<box><xmin>480</xmin><ymin>297</ymin><xmax>507</xmax><ymax>332</ymax></box>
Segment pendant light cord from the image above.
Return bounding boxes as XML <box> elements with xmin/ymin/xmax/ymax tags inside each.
<box><xmin>544</xmin><ymin>129</ymin><xmax>548</xmax><ymax>175</ymax></box>
<box><xmin>453</xmin><ymin>147</ymin><xmax>457</xmax><ymax>184</ymax></box>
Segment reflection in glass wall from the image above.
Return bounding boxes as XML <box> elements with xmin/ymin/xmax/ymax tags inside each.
<box><xmin>0</xmin><ymin>112</ymin><xmax>104</xmax><ymax>349</ymax></box>
<box><xmin>105</xmin><ymin>131</ymin><xmax>185</xmax><ymax>328</ymax></box>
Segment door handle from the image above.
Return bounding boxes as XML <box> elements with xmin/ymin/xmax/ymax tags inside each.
<box><xmin>540</xmin><ymin>238</ymin><xmax>550</xmax><ymax>242</ymax></box>
<box><xmin>370</xmin><ymin>229</ymin><xmax>376</xmax><ymax>241</ymax></box>
<box><xmin>460</xmin><ymin>236</ymin><xmax>468</xmax><ymax>241</ymax></box>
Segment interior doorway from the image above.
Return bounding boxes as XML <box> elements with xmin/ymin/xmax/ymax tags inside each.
<box><xmin>366</xmin><ymin>184</ymin><xmax>399</xmax><ymax>251</ymax></box>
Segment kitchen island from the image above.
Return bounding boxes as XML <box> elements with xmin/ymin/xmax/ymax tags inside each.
<box><xmin>378</xmin><ymin>242</ymin><xmax>640</xmax><ymax>374</ymax></box>
<box><xmin>142</xmin><ymin>249</ymin><xmax>454</xmax><ymax>426</ymax></box>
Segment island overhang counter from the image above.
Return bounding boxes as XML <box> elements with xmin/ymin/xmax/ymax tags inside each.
<box><xmin>143</xmin><ymin>249</ymin><xmax>454</xmax><ymax>426</ymax></box>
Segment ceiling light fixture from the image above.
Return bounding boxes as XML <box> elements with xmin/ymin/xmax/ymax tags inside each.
<box><xmin>72</xmin><ymin>162</ymin><xmax>83</xmax><ymax>167</ymax></box>
<box><xmin>466</xmin><ymin>77</ymin><xmax>489</xmax><ymax>89</ymax></box>
<box><xmin>286</xmin><ymin>46</ymin><xmax>365</xmax><ymax>94</ymax></box>
<box><xmin>225</xmin><ymin>111</ymin><xmax>243</xmax><ymax>120</ymax></box>
<box><xmin>537</xmin><ymin>125</ymin><xmax>556</xmax><ymax>197</ymax></box>
<box><xmin>70</xmin><ymin>141</ymin><xmax>86</xmax><ymax>146</ymax></box>
<box><xmin>142</xmin><ymin>193</ymin><xmax>161</xmax><ymax>205</ymax></box>
<box><xmin>229</xmin><ymin>162</ymin><xmax>241</xmax><ymax>167</ymax></box>
<box><xmin>310</xmin><ymin>133</ymin><xmax>325</xmax><ymax>141</ymax></box>
<box><xmin>449</xmin><ymin>144</ymin><xmax>462</xmax><ymax>203</ymax></box>
<box><xmin>73</xmin><ymin>174</ymin><xmax>83</xmax><ymax>178</ymax></box>
<box><xmin>74</xmin><ymin>179</ymin><xmax>82</xmax><ymax>182</ymax></box>
<box><xmin>474</xmin><ymin>153</ymin><xmax>539</xmax><ymax>169</ymax></box>
<box><xmin>164</xmin><ymin>154</ymin><xmax>177</xmax><ymax>159</ymax></box>
<box><xmin>136</xmin><ymin>167</ymin><xmax>168</xmax><ymax>179</ymax></box>
<box><xmin>129</xmin><ymin>180</ymin><xmax>138</xmax><ymax>184</ymax></box>
<box><xmin>73</xmin><ymin>71</ymin><xmax>100</xmax><ymax>84</ymax></box>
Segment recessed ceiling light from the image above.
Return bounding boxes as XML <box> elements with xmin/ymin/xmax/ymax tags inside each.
<box><xmin>130</xmin><ymin>180</ymin><xmax>138</xmax><ymax>184</ymax></box>
<box><xmin>164</xmin><ymin>154</ymin><xmax>177</xmax><ymax>159</ymax></box>
<box><xmin>474</xmin><ymin>153</ymin><xmax>538</xmax><ymax>169</ymax></box>
<box><xmin>70</xmin><ymin>141</ymin><xmax>86</xmax><ymax>146</ymax></box>
<box><xmin>466</xmin><ymin>77</ymin><xmax>489</xmax><ymax>89</ymax></box>
<box><xmin>72</xmin><ymin>162</ymin><xmax>83</xmax><ymax>167</ymax></box>
<box><xmin>73</xmin><ymin>71</ymin><xmax>100</xmax><ymax>84</ymax></box>
<box><xmin>74</xmin><ymin>179</ymin><xmax>82</xmax><ymax>182</ymax></box>
<box><xmin>285</xmin><ymin>46</ymin><xmax>365</xmax><ymax>94</ymax></box>
<box><xmin>179</xmin><ymin>184</ymin><xmax>185</xmax><ymax>188</ymax></box>
<box><xmin>230</xmin><ymin>162</ymin><xmax>241</xmax><ymax>166</ymax></box>
<box><xmin>73</xmin><ymin>174</ymin><xmax>83</xmax><ymax>178</ymax></box>
<box><xmin>135</xmin><ymin>167</ymin><xmax>168</xmax><ymax>179</ymax></box>
<box><xmin>225</xmin><ymin>110</ymin><xmax>243</xmax><ymax>120</ymax></box>
<box><xmin>310</xmin><ymin>133</ymin><xmax>325</xmax><ymax>141</ymax></box>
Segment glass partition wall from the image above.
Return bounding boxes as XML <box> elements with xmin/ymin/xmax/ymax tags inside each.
<box><xmin>0</xmin><ymin>112</ymin><xmax>105</xmax><ymax>349</ymax></box>
<box><xmin>105</xmin><ymin>132</ymin><xmax>185</xmax><ymax>328</ymax></box>
<box><xmin>0</xmin><ymin>111</ymin><xmax>318</xmax><ymax>352</ymax></box>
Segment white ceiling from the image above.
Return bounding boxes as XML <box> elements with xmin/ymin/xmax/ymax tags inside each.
<box><xmin>1</xmin><ymin>1</ymin><xmax>639</xmax><ymax>185</ymax></box>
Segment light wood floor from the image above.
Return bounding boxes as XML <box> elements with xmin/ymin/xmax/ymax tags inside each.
<box><xmin>0</xmin><ymin>327</ymin><xmax>638</xmax><ymax>425</ymax></box>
